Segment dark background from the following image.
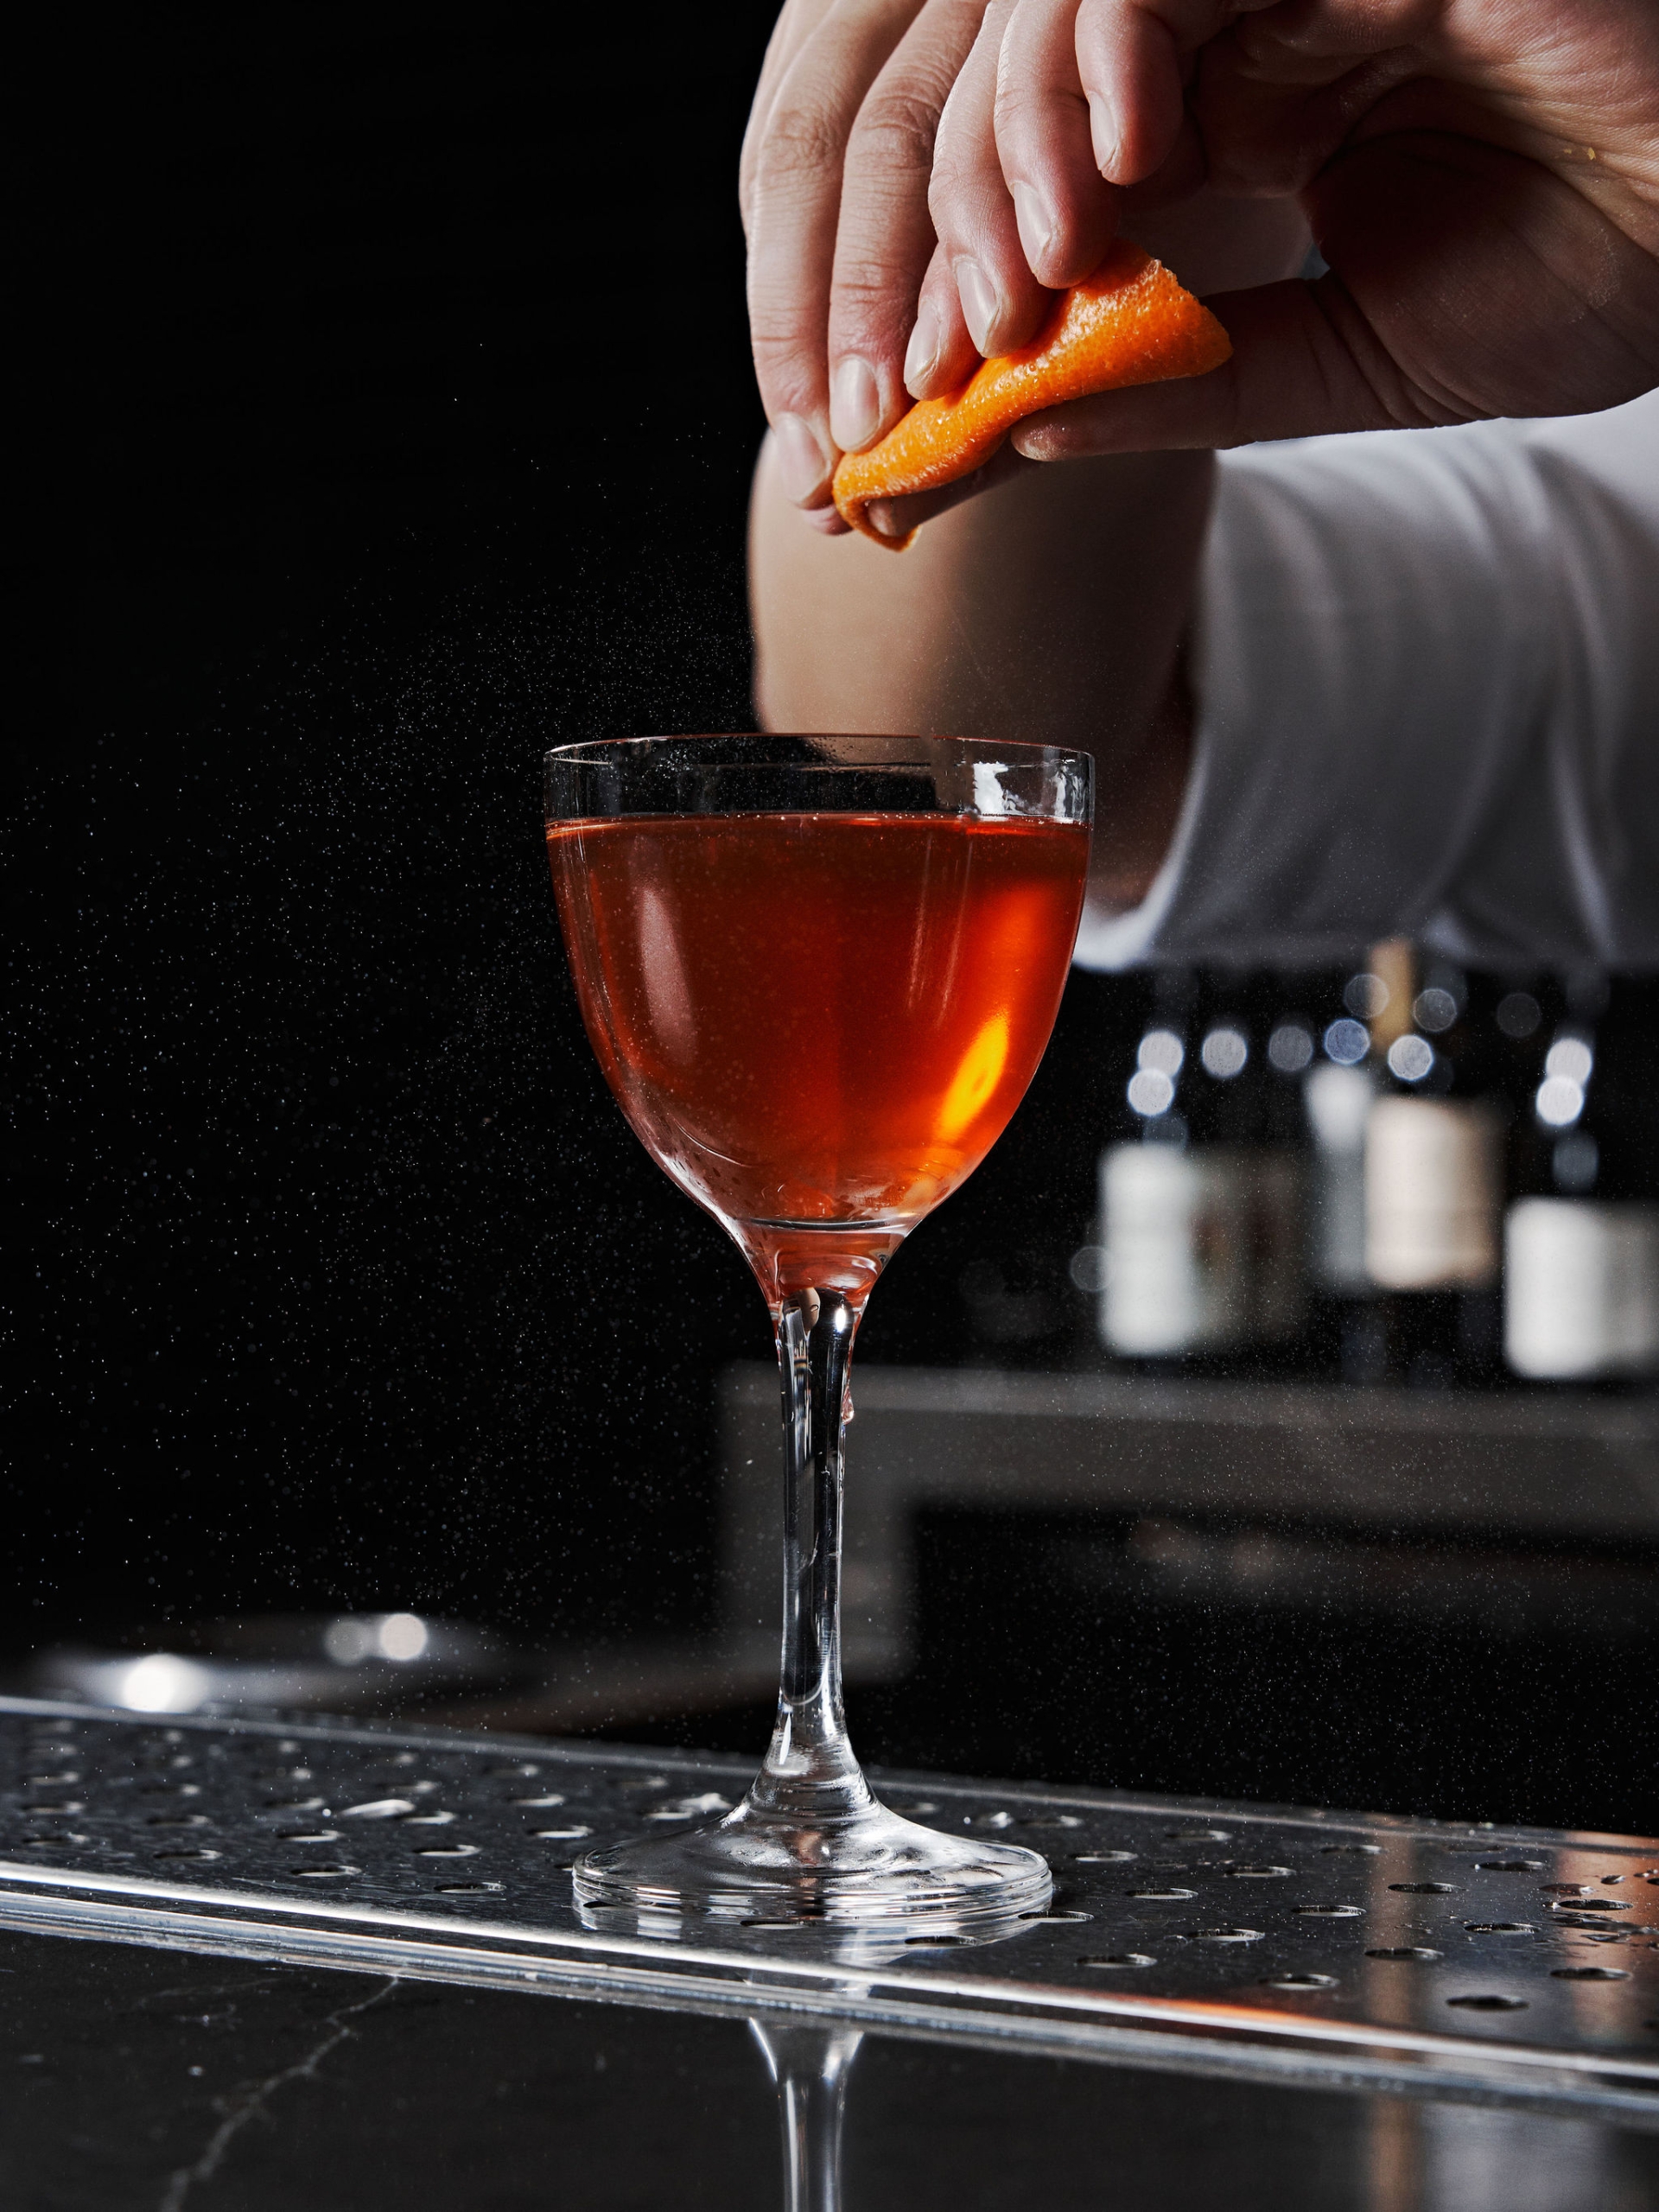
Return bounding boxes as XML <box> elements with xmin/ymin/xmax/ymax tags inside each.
<box><xmin>10</xmin><ymin>5</ymin><xmax>1134</xmax><ymax>1648</ymax></box>
<box><xmin>16</xmin><ymin>4</ymin><xmax>780</xmax><ymax>1645</ymax></box>
<box><xmin>11</xmin><ymin>8</ymin><xmax>1658</xmax><ymax>1837</ymax></box>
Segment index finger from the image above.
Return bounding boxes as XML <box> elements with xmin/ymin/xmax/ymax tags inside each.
<box><xmin>741</xmin><ymin>0</ymin><xmax>839</xmax><ymax>241</ymax></box>
<box><xmin>825</xmin><ymin>0</ymin><xmax>990</xmax><ymax>454</ymax></box>
<box><xmin>747</xmin><ymin>0</ymin><xmax>931</xmax><ymax>507</ymax></box>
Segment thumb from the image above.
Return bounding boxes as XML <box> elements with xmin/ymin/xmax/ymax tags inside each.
<box><xmin>1013</xmin><ymin>132</ymin><xmax>1659</xmax><ymax>454</ymax></box>
<box><xmin>1010</xmin><ymin>275</ymin><xmax>1427</xmax><ymax>458</ymax></box>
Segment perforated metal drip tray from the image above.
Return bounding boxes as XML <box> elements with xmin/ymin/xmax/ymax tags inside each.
<box><xmin>3</xmin><ymin>1697</ymin><xmax>1656</xmax><ymax>2120</ymax></box>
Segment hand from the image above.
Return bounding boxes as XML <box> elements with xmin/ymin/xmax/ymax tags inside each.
<box><xmin>741</xmin><ymin>0</ymin><xmax>1301</xmax><ymax>530</ymax></box>
<box><xmin>1000</xmin><ymin>0</ymin><xmax>1659</xmax><ymax>461</ymax></box>
<box><xmin>741</xmin><ymin>0</ymin><xmax>1659</xmax><ymax>530</ymax></box>
<box><xmin>740</xmin><ymin>0</ymin><xmax>969</xmax><ymax>531</ymax></box>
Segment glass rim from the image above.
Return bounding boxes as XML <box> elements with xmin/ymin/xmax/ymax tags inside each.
<box><xmin>543</xmin><ymin>732</ymin><xmax>1093</xmax><ymax>825</ymax></box>
<box><xmin>543</xmin><ymin>731</ymin><xmax>1092</xmax><ymax>767</ymax></box>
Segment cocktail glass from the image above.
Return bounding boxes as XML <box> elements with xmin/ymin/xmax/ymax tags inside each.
<box><xmin>544</xmin><ymin>734</ymin><xmax>1091</xmax><ymax>1927</ymax></box>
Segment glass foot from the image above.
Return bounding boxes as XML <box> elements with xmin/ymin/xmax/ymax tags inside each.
<box><xmin>572</xmin><ymin>1796</ymin><xmax>1052</xmax><ymax>1928</ymax></box>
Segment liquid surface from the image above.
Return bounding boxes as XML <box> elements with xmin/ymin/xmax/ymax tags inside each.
<box><xmin>547</xmin><ymin>812</ymin><xmax>1087</xmax><ymax>1302</ymax></box>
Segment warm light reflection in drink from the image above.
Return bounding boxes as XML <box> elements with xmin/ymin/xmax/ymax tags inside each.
<box><xmin>937</xmin><ymin>1011</ymin><xmax>1009</xmax><ymax>1142</ymax></box>
<box><xmin>546</xmin><ymin>812</ymin><xmax>1087</xmax><ymax>1305</ymax></box>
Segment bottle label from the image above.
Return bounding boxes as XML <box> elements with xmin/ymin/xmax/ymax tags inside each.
<box><xmin>1098</xmin><ymin>1144</ymin><xmax>1302</xmax><ymax>1354</ymax></box>
<box><xmin>1504</xmin><ymin>1198</ymin><xmax>1659</xmax><ymax>1378</ymax></box>
<box><xmin>1364</xmin><ymin>1096</ymin><xmax>1501</xmax><ymax>1290</ymax></box>
<box><xmin>1304</xmin><ymin>1062</ymin><xmax>1372</xmax><ymax>1292</ymax></box>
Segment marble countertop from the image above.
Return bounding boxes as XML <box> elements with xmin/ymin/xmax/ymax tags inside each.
<box><xmin>2</xmin><ymin>1698</ymin><xmax>1656</xmax><ymax>2210</ymax></box>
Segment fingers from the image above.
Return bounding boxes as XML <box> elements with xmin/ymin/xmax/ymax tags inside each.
<box><xmin>747</xmin><ymin>0</ymin><xmax>931</xmax><ymax>509</ymax></box>
<box><xmin>740</xmin><ymin>0</ymin><xmax>840</xmax><ymax>240</ymax></box>
<box><xmin>923</xmin><ymin>0</ymin><xmax>1235</xmax><ymax>365</ymax></box>
<box><xmin>930</xmin><ymin>0</ymin><xmax>1056</xmax><ymax>358</ymax></box>
<box><xmin>826</xmin><ymin>0</ymin><xmax>988</xmax><ymax>452</ymax></box>
<box><xmin>1073</xmin><ymin>0</ymin><xmax>1211</xmax><ymax>188</ymax></box>
<box><xmin>1013</xmin><ymin>110</ymin><xmax>1659</xmax><ymax>461</ymax></box>
<box><xmin>903</xmin><ymin>244</ymin><xmax>979</xmax><ymax>397</ymax></box>
<box><xmin>993</xmin><ymin>0</ymin><xmax>1118</xmax><ymax>289</ymax></box>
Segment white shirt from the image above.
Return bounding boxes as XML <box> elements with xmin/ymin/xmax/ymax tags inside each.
<box><xmin>1075</xmin><ymin>391</ymin><xmax>1659</xmax><ymax>972</ymax></box>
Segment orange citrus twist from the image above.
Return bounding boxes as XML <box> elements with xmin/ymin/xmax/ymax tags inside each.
<box><xmin>831</xmin><ymin>244</ymin><xmax>1231</xmax><ymax>549</ymax></box>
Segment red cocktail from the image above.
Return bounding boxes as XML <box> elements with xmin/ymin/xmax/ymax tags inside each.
<box><xmin>546</xmin><ymin>810</ymin><xmax>1087</xmax><ymax>1306</ymax></box>
<box><xmin>544</xmin><ymin>735</ymin><xmax>1090</xmax><ymax>1930</ymax></box>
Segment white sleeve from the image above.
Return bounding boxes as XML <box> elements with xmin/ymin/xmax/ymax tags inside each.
<box><xmin>1073</xmin><ymin>392</ymin><xmax>1659</xmax><ymax>972</ymax></box>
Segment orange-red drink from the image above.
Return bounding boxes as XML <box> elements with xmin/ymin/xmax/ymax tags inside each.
<box><xmin>547</xmin><ymin>811</ymin><xmax>1087</xmax><ymax>1306</ymax></box>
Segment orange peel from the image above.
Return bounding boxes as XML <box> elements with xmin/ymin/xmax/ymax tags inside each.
<box><xmin>830</xmin><ymin>244</ymin><xmax>1231</xmax><ymax>549</ymax></box>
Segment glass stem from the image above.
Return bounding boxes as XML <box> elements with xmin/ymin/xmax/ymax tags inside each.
<box><xmin>749</xmin><ymin>2020</ymin><xmax>863</xmax><ymax>2212</ymax></box>
<box><xmin>747</xmin><ymin>1287</ymin><xmax>874</xmax><ymax>1823</ymax></box>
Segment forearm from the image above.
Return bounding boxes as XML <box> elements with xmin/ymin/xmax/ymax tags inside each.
<box><xmin>749</xmin><ymin>442</ymin><xmax>1212</xmax><ymax>908</ymax></box>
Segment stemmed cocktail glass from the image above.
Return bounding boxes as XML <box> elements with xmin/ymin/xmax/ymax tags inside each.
<box><xmin>544</xmin><ymin>734</ymin><xmax>1091</xmax><ymax>1928</ymax></box>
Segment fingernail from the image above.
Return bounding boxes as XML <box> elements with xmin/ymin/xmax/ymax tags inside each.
<box><xmin>1011</xmin><ymin>182</ymin><xmax>1055</xmax><ymax>275</ymax></box>
<box><xmin>956</xmin><ymin>259</ymin><xmax>1002</xmax><ymax>358</ymax></box>
<box><xmin>1012</xmin><ymin>423</ymin><xmax>1058</xmax><ymax>461</ymax></box>
<box><xmin>1087</xmin><ymin>91</ymin><xmax>1120</xmax><ymax>178</ymax></box>
<box><xmin>772</xmin><ymin>412</ymin><xmax>831</xmax><ymax>504</ymax></box>
<box><xmin>830</xmin><ymin>355</ymin><xmax>882</xmax><ymax>454</ymax></box>
<box><xmin>904</xmin><ymin>303</ymin><xmax>942</xmax><ymax>396</ymax></box>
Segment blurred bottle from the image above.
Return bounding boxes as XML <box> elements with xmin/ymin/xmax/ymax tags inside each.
<box><xmin>1092</xmin><ymin>973</ymin><xmax>1233</xmax><ymax>1359</ymax></box>
<box><xmin>1503</xmin><ymin>976</ymin><xmax>1659</xmax><ymax>1381</ymax></box>
<box><xmin>1091</xmin><ymin>974</ymin><xmax>1304</xmax><ymax>1364</ymax></box>
<box><xmin>1240</xmin><ymin>985</ymin><xmax>1312</xmax><ymax>1351</ymax></box>
<box><xmin>1507</xmin><ymin>1200</ymin><xmax>1659</xmax><ymax>1380</ymax></box>
<box><xmin>1302</xmin><ymin>1012</ymin><xmax>1378</xmax><ymax>1382</ymax></box>
<box><xmin>1359</xmin><ymin>942</ymin><xmax>1504</xmax><ymax>1385</ymax></box>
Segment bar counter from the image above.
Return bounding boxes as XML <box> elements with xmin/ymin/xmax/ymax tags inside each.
<box><xmin>3</xmin><ymin>1698</ymin><xmax>1656</xmax><ymax>2209</ymax></box>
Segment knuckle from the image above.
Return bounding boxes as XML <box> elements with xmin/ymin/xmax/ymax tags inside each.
<box><xmin>926</xmin><ymin>159</ymin><xmax>976</xmax><ymax>234</ymax></box>
<box><xmin>747</xmin><ymin>315</ymin><xmax>805</xmax><ymax>355</ymax></box>
<box><xmin>754</xmin><ymin>100</ymin><xmax>849</xmax><ymax>189</ymax></box>
<box><xmin>926</xmin><ymin>134</ymin><xmax>971</xmax><ymax>203</ymax></box>
<box><xmin>849</xmin><ymin>86</ymin><xmax>945</xmax><ymax>176</ymax></box>
<box><xmin>830</xmin><ymin>269</ymin><xmax>915</xmax><ymax>346</ymax></box>
<box><xmin>747</xmin><ymin>339</ymin><xmax>821</xmax><ymax>413</ymax></box>
<box><xmin>747</xmin><ymin>300</ymin><xmax>820</xmax><ymax>364</ymax></box>
<box><xmin>835</xmin><ymin>257</ymin><xmax>912</xmax><ymax>304</ymax></box>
